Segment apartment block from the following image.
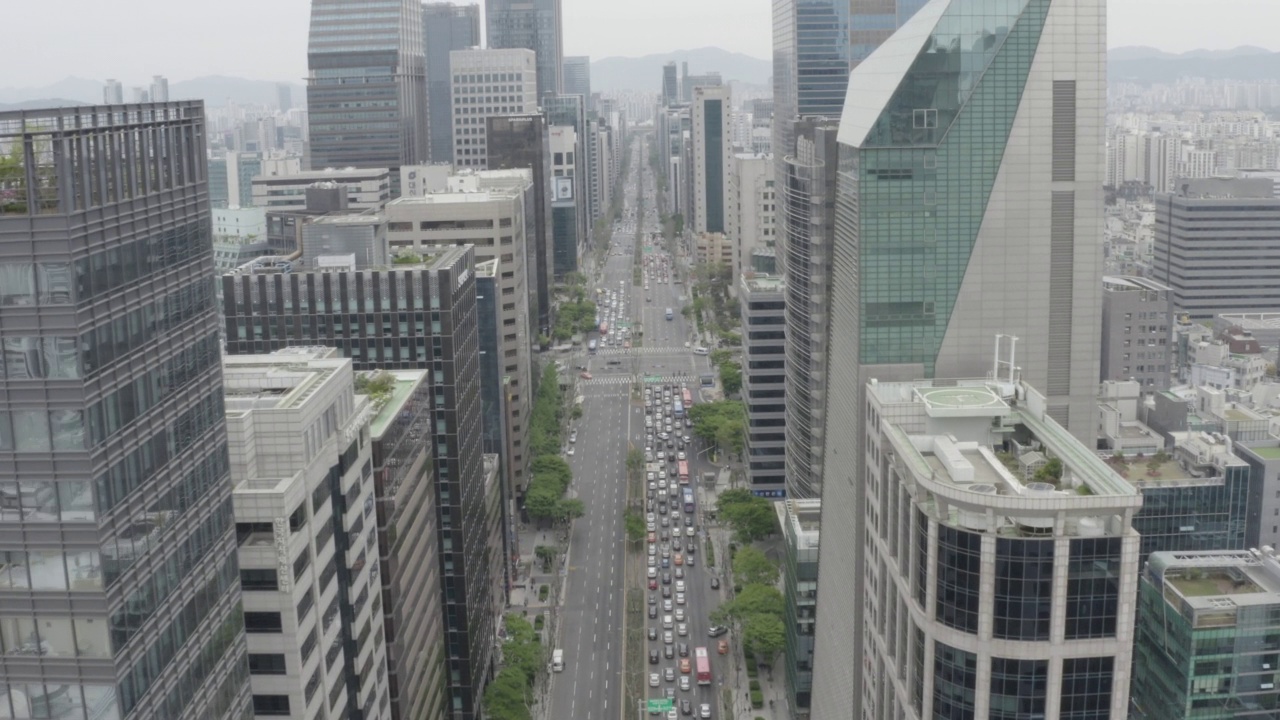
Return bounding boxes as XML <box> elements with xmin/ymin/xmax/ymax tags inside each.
<box><xmin>224</xmin><ymin>350</ymin><xmax>388</xmax><ymax>720</ymax></box>
<box><xmin>1100</xmin><ymin>276</ymin><xmax>1173</xmax><ymax>393</ymax></box>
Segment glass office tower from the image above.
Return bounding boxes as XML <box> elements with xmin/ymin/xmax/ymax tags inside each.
<box><xmin>0</xmin><ymin>102</ymin><xmax>250</xmax><ymax>719</ymax></box>
<box><xmin>485</xmin><ymin>0</ymin><xmax>564</xmax><ymax>99</ymax></box>
<box><xmin>423</xmin><ymin>2</ymin><xmax>481</xmax><ymax>164</ymax></box>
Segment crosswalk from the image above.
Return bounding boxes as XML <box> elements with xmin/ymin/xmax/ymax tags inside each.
<box><xmin>593</xmin><ymin>346</ymin><xmax>689</xmax><ymax>356</ymax></box>
<box><xmin>582</xmin><ymin>374</ymin><xmax>695</xmax><ymax>387</ymax></box>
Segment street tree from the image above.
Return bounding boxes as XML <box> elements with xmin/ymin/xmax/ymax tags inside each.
<box><xmin>555</xmin><ymin>498</ymin><xmax>585</xmax><ymax>524</ymax></box>
<box><xmin>624</xmin><ymin>510</ymin><xmax>646</xmax><ymax>544</ymax></box>
<box><xmin>482</xmin><ymin>668</ymin><xmax>532</xmax><ymax>720</ymax></box>
<box><xmin>722</xmin><ymin>501</ymin><xmax>778</xmax><ymax>543</ymax></box>
<box><xmin>535</xmin><ymin>545</ymin><xmax>558</xmax><ymax>572</ymax></box>
<box><xmin>524</xmin><ymin>484</ymin><xmax>561</xmax><ymax>523</ymax></box>
<box><xmin>531</xmin><ymin>455</ymin><xmax>573</xmax><ymax>494</ymax></box>
<box><xmin>718</xmin><ymin>361</ymin><xmax>742</xmax><ymax>395</ymax></box>
<box><xmin>741</xmin><ymin>613</ymin><xmax>786</xmax><ymax>667</ymax></box>
<box><xmin>732</xmin><ymin>546</ymin><xmax>779</xmax><ymax>588</ymax></box>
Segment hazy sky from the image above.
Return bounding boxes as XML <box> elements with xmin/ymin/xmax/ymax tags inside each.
<box><xmin>4</xmin><ymin>0</ymin><xmax>1279</xmax><ymax>88</ymax></box>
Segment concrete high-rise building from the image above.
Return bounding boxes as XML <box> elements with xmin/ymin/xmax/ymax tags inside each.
<box><xmin>563</xmin><ymin>55</ymin><xmax>591</xmax><ymax>107</ymax></box>
<box><xmin>692</xmin><ymin>85</ymin><xmax>730</xmax><ymax>236</ymax></box>
<box><xmin>449</xmin><ymin>48</ymin><xmax>539</xmax><ymax>169</ymax></box>
<box><xmin>810</xmin><ymin>1</ymin><xmax>1107</xmax><ymax>717</ymax></box>
<box><xmin>223</xmin><ymin>350</ymin><xmax>389</xmax><ymax>720</ymax></box>
<box><xmin>1154</xmin><ymin>178</ymin><xmax>1280</xmax><ymax>319</ymax></box>
<box><xmin>487</xmin><ymin>114</ymin><xmax>555</xmax><ymax>338</ymax></box>
<box><xmin>739</xmin><ymin>275</ymin><xmax>786</xmax><ymax>496</ymax></box>
<box><xmin>0</xmin><ymin>102</ymin><xmax>252</xmax><ymax>719</ymax></box>
<box><xmin>781</xmin><ymin>118</ymin><xmax>838</xmax><ymax>501</ymax></box>
<box><xmin>277</xmin><ymin>83</ymin><xmax>292</xmax><ymax>112</ymax></box>
<box><xmin>727</xmin><ymin>152</ymin><xmax>775</xmax><ymax>285</ymax></box>
<box><xmin>1100</xmin><ymin>276</ymin><xmax>1172</xmax><ymax>392</ymax></box>
<box><xmin>225</xmin><ymin>150</ymin><xmax>262</xmax><ymax>209</ymax></box>
<box><xmin>662</xmin><ymin>62</ymin><xmax>678</xmax><ymax>106</ymax></box>
<box><xmin>485</xmin><ymin>0</ymin><xmax>564</xmax><ymax>99</ymax></box>
<box><xmin>385</xmin><ymin>177</ymin><xmax>535</xmax><ymax>498</ymax></box>
<box><xmin>306</xmin><ymin>0</ymin><xmax>427</xmax><ymax>170</ymax></box>
<box><xmin>545</xmin><ymin>94</ymin><xmax>591</xmax><ymax>258</ymax></box>
<box><xmin>424</xmin><ymin>2</ymin><xmax>482</xmax><ymax>164</ymax></box>
<box><xmin>1132</xmin><ymin>549</ymin><xmax>1280</xmax><ymax>719</ymax></box>
<box><xmin>221</xmin><ymin>246</ymin><xmax>497</xmax><ymax>718</ymax></box>
<box><xmin>854</xmin><ymin>377</ymin><xmax>1142</xmax><ymax>720</ymax></box>
<box><xmin>103</xmin><ymin>78</ymin><xmax>123</xmax><ymax>104</ymax></box>
<box><xmin>150</xmin><ymin>75</ymin><xmax>169</xmax><ymax>102</ymax></box>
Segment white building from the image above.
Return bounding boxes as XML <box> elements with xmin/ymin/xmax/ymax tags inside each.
<box><xmin>691</xmin><ymin>85</ymin><xmax>732</xmax><ymax>237</ymax></box>
<box><xmin>224</xmin><ymin>349</ymin><xmax>389</xmax><ymax>720</ymax></box>
<box><xmin>251</xmin><ymin>167</ymin><xmax>391</xmax><ymax>211</ymax></box>
<box><xmin>727</xmin><ymin>153</ymin><xmax>775</xmax><ymax>286</ymax></box>
<box><xmin>449</xmin><ymin>48</ymin><xmax>539</xmax><ymax>169</ymax></box>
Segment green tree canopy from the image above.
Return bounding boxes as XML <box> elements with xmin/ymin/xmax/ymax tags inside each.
<box><xmin>531</xmin><ymin>455</ymin><xmax>573</xmax><ymax>494</ymax></box>
<box><xmin>741</xmin><ymin>613</ymin><xmax>786</xmax><ymax>665</ymax></box>
<box><xmin>718</xmin><ymin>361</ymin><xmax>742</xmax><ymax>395</ymax></box>
<box><xmin>535</xmin><ymin>545</ymin><xmax>558</xmax><ymax>571</ymax></box>
<box><xmin>482</xmin><ymin>668</ymin><xmax>532</xmax><ymax>720</ymax></box>
<box><xmin>717</xmin><ymin>490</ymin><xmax>778</xmax><ymax>542</ymax></box>
<box><xmin>624</xmin><ymin>509</ymin><xmax>646</xmax><ymax>543</ymax></box>
<box><xmin>524</xmin><ymin>483</ymin><xmax>561</xmax><ymax>522</ymax></box>
<box><xmin>731</xmin><ymin>546</ymin><xmax>779</xmax><ymax>588</ymax></box>
<box><xmin>554</xmin><ymin>498</ymin><xmax>585</xmax><ymax>524</ymax></box>
<box><xmin>688</xmin><ymin>401</ymin><xmax>746</xmax><ymax>454</ymax></box>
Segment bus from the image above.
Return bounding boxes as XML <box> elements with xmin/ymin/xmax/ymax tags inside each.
<box><xmin>694</xmin><ymin>647</ymin><xmax>711</xmax><ymax>685</ymax></box>
<box><xmin>673</xmin><ymin>400</ymin><xmax>684</xmax><ymax>418</ymax></box>
<box><xmin>677</xmin><ymin>460</ymin><xmax>689</xmax><ymax>486</ymax></box>
<box><xmin>682</xmin><ymin>487</ymin><xmax>695</xmax><ymax>513</ymax></box>
<box><xmin>681</xmin><ymin>388</ymin><xmax>693</xmax><ymax>408</ymax></box>
<box><xmin>587</xmin><ymin>339</ymin><xmax>597</xmax><ymax>354</ymax></box>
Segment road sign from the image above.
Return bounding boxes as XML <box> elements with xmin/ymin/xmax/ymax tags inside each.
<box><xmin>646</xmin><ymin>699</ymin><xmax>673</xmax><ymax>712</ymax></box>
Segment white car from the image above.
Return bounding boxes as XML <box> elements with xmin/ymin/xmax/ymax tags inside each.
<box><xmin>663</xmin><ymin>631</ymin><xmax>674</xmax><ymax>644</ymax></box>
<box><xmin>675</xmin><ymin>580</ymin><xmax>686</xmax><ymax>593</ymax></box>
<box><xmin>686</xmin><ymin>527</ymin><xmax>695</xmax><ymax>537</ymax></box>
<box><xmin>677</xmin><ymin>623</ymin><xmax>688</xmax><ymax>637</ymax></box>
<box><xmin>566</xmin><ymin>447</ymin><xmax>574</xmax><ymax>456</ymax></box>
<box><xmin>647</xmin><ymin>567</ymin><xmax>657</xmax><ymax>578</ymax></box>
<box><xmin>676</xmin><ymin>593</ymin><xmax>685</xmax><ymax>606</ymax></box>
<box><xmin>649</xmin><ymin>673</ymin><xmax>660</xmax><ymax>688</ymax></box>
<box><xmin>674</xmin><ymin>608</ymin><xmax>685</xmax><ymax>622</ymax></box>
<box><xmin>679</xmin><ymin>676</ymin><xmax>691</xmax><ymax>692</ymax></box>
<box><xmin>647</xmin><ymin>513</ymin><xmax>656</xmax><ymax>523</ymax></box>
<box><xmin>677</xmin><ymin>451</ymin><xmax>686</xmax><ymax>461</ymax></box>
<box><xmin>699</xmin><ymin>703</ymin><xmax>712</xmax><ymax>718</ymax></box>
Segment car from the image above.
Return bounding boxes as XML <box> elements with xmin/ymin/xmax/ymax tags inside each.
<box><xmin>679</xmin><ymin>676</ymin><xmax>691</xmax><ymax>691</ymax></box>
<box><xmin>579</xmin><ymin>372</ymin><xmax>592</xmax><ymax>379</ymax></box>
<box><xmin>685</xmin><ymin>418</ymin><xmax>693</xmax><ymax>428</ymax></box>
<box><xmin>662</xmin><ymin>586</ymin><xmax>672</xmax><ymax>599</ymax></box>
<box><xmin>677</xmin><ymin>623</ymin><xmax>688</xmax><ymax>637</ymax></box>
<box><xmin>674</xmin><ymin>608</ymin><xmax>685</xmax><ymax>622</ymax></box>
<box><xmin>566</xmin><ymin>447</ymin><xmax>574</xmax><ymax>456</ymax></box>
<box><xmin>675</xmin><ymin>580</ymin><xmax>686</xmax><ymax>593</ymax></box>
<box><xmin>661</xmin><ymin>557</ymin><xmax>670</xmax><ymax>568</ymax></box>
<box><xmin>648</xmin><ymin>578</ymin><xmax>658</xmax><ymax>590</ymax></box>
<box><xmin>649</xmin><ymin>673</ymin><xmax>660</xmax><ymax>688</ymax></box>
<box><xmin>663</xmin><ymin>599</ymin><xmax>673</xmax><ymax>612</ymax></box>
<box><xmin>718</xmin><ymin>639</ymin><xmax>729</xmax><ymax>655</ymax></box>
<box><xmin>661</xmin><ymin>548</ymin><xmax>671</xmax><ymax>559</ymax></box>
<box><xmin>699</xmin><ymin>703</ymin><xmax>712</xmax><ymax>718</ymax></box>
<box><xmin>664</xmin><ymin>667</ymin><xmax>676</xmax><ymax>682</ymax></box>
<box><xmin>681</xmin><ymin>699</ymin><xmax>693</xmax><ymax>716</ymax></box>
<box><xmin>649</xmin><ymin>649</ymin><xmax>660</xmax><ymax>664</ymax></box>
<box><xmin>686</xmin><ymin>555</ymin><xmax>695</xmax><ymax>566</ymax></box>
<box><xmin>710</xmin><ymin>577</ymin><xmax>720</xmax><ymax>590</ymax></box>
<box><xmin>677</xmin><ymin>451</ymin><xmax>686</xmax><ymax>461</ymax></box>
<box><xmin>668</xmin><ymin>709</ymin><xmax>678</xmax><ymax>720</ymax></box>
<box><xmin>676</xmin><ymin>593</ymin><xmax>685</xmax><ymax>606</ymax></box>
<box><xmin>647</xmin><ymin>556</ymin><xmax>656</xmax><ymax>568</ymax></box>
<box><xmin>686</xmin><ymin>527</ymin><xmax>696</xmax><ymax>538</ymax></box>
<box><xmin>646</xmin><ymin>521</ymin><xmax>655</xmax><ymax>532</ymax></box>
<box><xmin>648</xmin><ymin>532</ymin><xmax>657</xmax><ymax>543</ymax></box>
<box><xmin>682</xmin><ymin>435</ymin><xmax>692</xmax><ymax>443</ymax></box>
<box><xmin>569</xmin><ymin>432</ymin><xmax>578</xmax><ymax>444</ymax></box>
<box><xmin>674</xmin><ymin>567</ymin><xmax>685</xmax><ymax>579</ymax></box>
<box><xmin>662</xmin><ymin>572</ymin><xmax>672</xmax><ymax>585</ymax></box>
<box><xmin>664</xmin><ymin>644</ymin><xmax>675</xmax><ymax>659</ymax></box>
<box><xmin>648</xmin><ymin>544</ymin><xmax>657</xmax><ymax>556</ymax></box>
<box><xmin>647</xmin><ymin>567</ymin><xmax>657</xmax><ymax>579</ymax></box>
<box><xmin>648</xmin><ymin>627</ymin><xmax>658</xmax><ymax>641</ymax></box>
<box><xmin>672</xmin><ymin>540</ymin><xmax>682</xmax><ymax>552</ymax></box>
<box><xmin>685</xmin><ymin>516</ymin><xmax>695</xmax><ymax>526</ymax></box>
<box><xmin>658</xmin><ymin>504</ymin><xmax>668</xmax><ymax>516</ymax></box>
<box><xmin>708</xmin><ymin>626</ymin><xmax>728</xmax><ymax>637</ymax></box>
<box><xmin>661</xmin><ymin>518</ymin><xmax>670</xmax><ymax>528</ymax></box>
<box><xmin>674</xmin><ymin>554</ymin><xmax>683</xmax><ymax>566</ymax></box>
<box><xmin>663</xmin><ymin>631</ymin><xmax>674</xmax><ymax>644</ymax></box>
<box><xmin>649</xmin><ymin>606</ymin><xmax>658</xmax><ymax>619</ymax></box>
<box><xmin>649</xmin><ymin>593</ymin><xmax>657</xmax><ymax>605</ymax></box>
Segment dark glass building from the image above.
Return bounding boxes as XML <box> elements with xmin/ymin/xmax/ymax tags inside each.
<box><xmin>487</xmin><ymin>114</ymin><xmax>554</xmax><ymax>338</ymax></box>
<box><xmin>221</xmin><ymin>247</ymin><xmax>498</xmax><ymax>718</ymax></box>
<box><xmin>307</xmin><ymin>0</ymin><xmax>428</xmax><ymax>170</ymax></box>
<box><xmin>0</xmin><ymin>103</ymin><xmax>250</xmax><ymax>719</ymax></box>
<box><xmin>423</xmin><ymin>2</ymin><xmax>482</xmax><ymax>164</ymax></box>
<box><xmin>485</xmin><ymin>0</ymin><xmax>564</xmax><ymax>99</ymax></box>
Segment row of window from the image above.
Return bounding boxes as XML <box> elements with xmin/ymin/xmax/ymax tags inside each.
<box><xmin>74</xmin><ymin>219</ymin><xmax>210</xmax><ymax>303</ymax></box>
<box><xmin>0</xmin><ymin>683</ymin><xmax>117</xmax><ymax>720</ymax></box>
<box><xmin>81</xmin><ymin>276</ymin><xmax>218</xmax><ymax>376</ymax></box>
<box><xmin>0</xmin><ymin>409</ymin><xmax>86</xmax><ymax>452</ymax></box>
<box><xmin>0</xmin><ymin>336</ymin><xmax>79</xmax><ymax>379</ymax></box>
<box><xmin>86</xmin><ymin>332</ymin><xmax>221</xmax><ymax>448</ymax></box>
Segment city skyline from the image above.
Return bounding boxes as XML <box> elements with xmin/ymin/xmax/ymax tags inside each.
<box><xmin>3</xmin><ymin>0</ymin><xmax>1278</xmax><ymax>87</ymax></box>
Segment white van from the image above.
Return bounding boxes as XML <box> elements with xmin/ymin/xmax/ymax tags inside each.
<box><xmin>692</xmin><ymin>347</ymin><xmax>709</xmax><ymax>355</ymax></box>
<box><xmin>552</xmin><ymin>648</ymin><xmax>564</xmax><ymax>672</ymax></box>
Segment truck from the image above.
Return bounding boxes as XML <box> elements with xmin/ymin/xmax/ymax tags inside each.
<box><xmin>665</xmin><ymin>307</ymin><xmax>674</xmax><ymax>321</ymax></box>
<box><xmin>552</xmin><ymin>648</ymin><xmax>564</xmax><ymax>672</ymax></box>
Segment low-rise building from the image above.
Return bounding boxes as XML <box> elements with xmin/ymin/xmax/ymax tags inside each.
<box><xmin>1101</xmin><ymin>275</ymin><xmax>1172</xmax><ymax>393</ymax></box>
<box><xmin>252</xmin><ymin>167</ymin><xmax>391</xmax><ymax>212</ymax></box>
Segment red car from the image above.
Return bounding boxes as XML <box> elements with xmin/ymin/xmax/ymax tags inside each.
<box><xmin>648</xmin><ymin>578</ymin><xmax>658</xmax><ymax>590</ymax></box>
<box><xmin>579</xmin><ymin>371</ymin><xmax>592</xmax><ymax>380</ymax></box>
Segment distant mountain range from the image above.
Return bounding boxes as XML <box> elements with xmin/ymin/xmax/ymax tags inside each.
<box><xmin>0</xmin><ymin>76</ymin><xmax>306</xmax><ymax>110</ymax></box>
<box><xmin>3</xmin><ymin>44</ymin><xmax>1277</xmax><ymax>111</ymax></box>
<box><xmin>591</xmin><ymin>48</ymin><xmax>771</xmax><ymax>93</ymax></box>
<box><xmin>1108</xmin><ymin>45</ymin><xmax>1280</xmax><ymax>84</ymax></box>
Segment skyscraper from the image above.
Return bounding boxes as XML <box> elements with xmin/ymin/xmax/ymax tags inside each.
<box><xmin>692</xmin><ymin>85</ymin><xmax>730</xmax><ymax>235</ymax></box>
<box><xmin>423</xmin><ymin>2</ymin><xmax>482</xmax><ymax>163</ymax></box>
<box><xmin>488</xmin><ymin>114</ymin><xmax>555</xmax><ymax>339</ymax></box>
<box><xmin>810</xmin><ymin>0</ymin><xmax>1106</xmax><ymax>716</ymax></box>
<box><xmin>486</xmin><ymin>0</ymin><xmax>564</xmax><ymax>98</ymax></box>
<box><xmin>562</xmin><ymin>55</ymin><xmax>591</xmax><ymax>106</ymax></box>
<box><xmin>276</xmin><ymin>82</ymin><xmax>292</xmax><ymax>112</ymax></box>
<box><xmin>449</xmin><ymin>48</ymin><xmax>539</xmax><ymax>168</ymax></box>
<box><xmin>661</xmin><ymin>62</ymin><xmax>678</xmax><ymax>106</ymax></box>
<box><xmin>149</xmin><ymin>75</ymin><xmax>169</xmax><ymax>102</ymax></box>
<box><xmin>103</xmin><ymin>78</ymin><xmax>123</xmax><ymax>104</ymax></box>
<box><xmin>0</xmin><ymin>102</ymin><xmax>251</xmax><ymax>719</ymax></box>
<box><xmin>307</xmin><ymin>0</ymin><xmax>427</xmax><ymax>170</ymax></box>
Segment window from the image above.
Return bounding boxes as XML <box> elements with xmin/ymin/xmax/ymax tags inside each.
<box><xmin>1065</xmin><ymin>538</ymin><xmax>1121</xmax><ymax>639</ymax></box>
<box><xmin>243</xmin><ymin>612</ymin><xmax>283</xmax><ymax>633</ymax></box>
<box><xmin>1060</xmin><ymin>657</ymin><xmax>1114</xmax><ymax>720</ymax></box>
<box><xmin>252</xmin><ymin>695</ymin><xmax>291</xmax><ymax>716</ymax></box>
<box><xmin>933</xmin><ymin>642</ymin><xmax>976</xmax><ymax>719</ymax></box>
<box><xmin>240</xmin><ymin>568</ymin><xmax>278</xmax><ymax>591</ymax></box>
<box><xmin>248</xmin><ymin>654</ymin><xmax>287</xmax><ymax>675</ymax></box>
<box><xmin>990</xmin><ymin>658</ymin><xmax>1048</xmax><ymax>720</ymax></box>
<box><xmin>993</xmin><ymin>538</ymin><xmax>1054</xmax><ymax>641</ymax></box>
<box><xmin>936</xmin><ymin>526</ymin><xmax>981</xmax><ymax>633</ymax></box>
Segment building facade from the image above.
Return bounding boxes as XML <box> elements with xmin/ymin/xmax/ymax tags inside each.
<box><xmin>306</xmin><ymin>0</ymin><xmax>427</xmax><ymax>169</ymax></box>
<box><xmin>781</xmin><ymin>118</ymin><xmax>839</xmax><ymax>501</ymax></box>
<box><xmin>485</xmin><ymin>0</ymin><xmax>564</xmax><ymax>99</ymax></box>
<box><xmin>739</xmin><ymin>275</ymin><xmax>786</xmax><ymax>496</ymax></box>
<box><xmin>811</xmin><ymin>1</ymin><xmax>1108</xmax><ymax>716</ymax></box>
<box><xmin>487</xmin><ymin>114</ymin><xmax>554</xmax><ymax>338</ymax></box>
<box><xmin>777</xmin><ymin>500</ymin><xmax>820</xmax><ymax>712</ymax></box>
<box><xmin>1153</xmin><ymin>178</ymin><xmax>1280</xmax><ymax>318</ymax></box>
<box><xmin>423</xmin><ymin>2</ymin><xmax>482</xmax><ymax>164</ymax></box>
<box><xmin>1131</xmin><ymin>550</ymin><xmax>1280</xmax><ymax>720</ymax></box>
<box><xmin>449</xmin><ymin>49</ymin><xmax>539</xmax><ymax>169</ymax></box>
<box><xmin>0</xmin><ymin>102</ymin><xmax>252</xmax><ymax>719</ymax></box>
<box><xmin>1100</xmin><ymin>276</ymin><xmax>1173</xmax><ymax>393</ymax></box>
<box><xmin>863</xmin><ymin>378</ymin><xmax>1142</xmax><ymax>720</ymax></box>
<box><xmin>727</xmin><ymin>153</ymin><xmax>776</xmax><ymax>290</ymax></box>
<box><xmin>562</xmin><ymin>56</ymin><xmax>591</xmax><ymax>106</ymax></box>
<box><xmin>220</xmin><ymin>247</ymin><xmax>498</xmax><ymax>717</ymax></box>
<box><xmin>224</xmin><ymin>351</ymin><xmax>389</xmax><ymax>720</ymax></box>
<box><xmin>251</xmin><ymin>168</ymin><xmax>391</xmax><ymax>212</ymax></box>
<box><xmin>692</xmin><ymin>85</ymin><xmax>730</xmax><ymax>236</ymax></box>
